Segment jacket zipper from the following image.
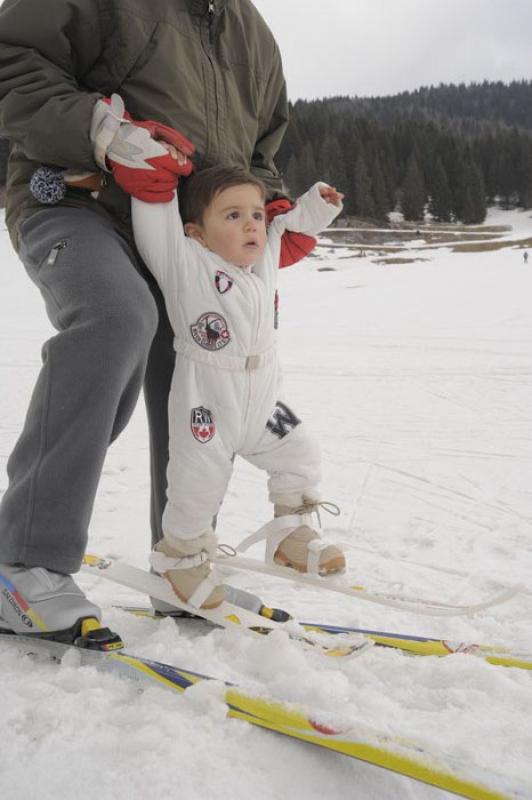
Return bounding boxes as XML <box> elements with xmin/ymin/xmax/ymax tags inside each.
<box><xmin>247</xmin><ymin>273</ymin><xmax>262</xmax><ymax>352</ymax></box>
<box><xmin>202</xmin><ymin>0</ymin><xmax>222</xmax><ymax>157</ymax></box>
<box><xmin>208</xmin><ymin>0</ymin><xmax>214</xmax><ymax>43</ymax></box>
<box><xmin>241</xmin><ymin>272</ymin><xmax>262</xmax><ymax>430</ymax></box>
<box><xmin>47</xmin><ymin>240</ymin><xmax>68</xmax><ymax>266</ymax></box>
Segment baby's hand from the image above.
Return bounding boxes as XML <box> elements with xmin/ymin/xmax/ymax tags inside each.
<box><xmin>320</xmin><ymin>185</ymin><xmax>344</xmax><ymax>207</ymax></box>
<box><xmin>160</xmin><ymin>142</ymin><xmax>190</xmax><ymax>168</ymax></box>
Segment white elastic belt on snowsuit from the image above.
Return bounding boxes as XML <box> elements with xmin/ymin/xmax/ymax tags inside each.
<box><xmin>174</xmin><ymin>339</ymin><xmax>276</xmax><ymax>371</ymax></box>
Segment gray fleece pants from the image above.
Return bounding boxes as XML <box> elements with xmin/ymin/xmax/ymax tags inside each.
<box><xmin>0</xmin><ymin>207</ymin><xmax>174</xmax><ymax>573</ymax></box>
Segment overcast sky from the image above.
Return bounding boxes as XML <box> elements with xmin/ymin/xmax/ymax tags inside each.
<box><xmin>252</xmin><ymin>0</ymin><xmax>532</xmax><ymax>100</ymax></box>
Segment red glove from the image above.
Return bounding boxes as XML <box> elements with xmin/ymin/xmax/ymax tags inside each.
<box><xmin>266</xmin><ymin>199</ymin><xmax>317</xmax><ymax>268</ymax></box>
<box><xmin>109</xmin><ymin>126</ymin><xmax>194</xmax><ymax>202</ymax></box>
<box><xmin>132</xmin><ymin>118</ymin><xmax>195</xmax><ymax>160</ymax></box>
<box><xmin>90</xmin><ymin>95</ymin><xmax>195</xmax><ymax>202</ymax></box>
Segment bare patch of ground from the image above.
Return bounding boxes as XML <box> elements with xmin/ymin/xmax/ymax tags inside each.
<box><xmin>318</xmin><ymin>217</ymin><xmax>531</xmax><ymax>258</ymax></box>
<box><xmin>372</xmin><ymin>257</ymin><xmax>432</xmax><ymax>266</ymax></box>
<box><xmin>450</xmin><ymin>237</ymin><xmax>532</xmax><ymax>253</ymax></box>
<box><xmin>325</xmin><ymin>227</ymin><xmax>507</xmax><ymax>248</ymax></box>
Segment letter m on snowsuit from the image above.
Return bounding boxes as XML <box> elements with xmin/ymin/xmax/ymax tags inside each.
<box><xmin>266</xmin><ymin>401</ymin><xmax>301</xmax><ymax>439</ymax></box>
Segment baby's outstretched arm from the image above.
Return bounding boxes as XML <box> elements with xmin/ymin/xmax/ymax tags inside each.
<box><xmin>255</xmin><ymin>183</ymin><xmax>343</xmax><ymax>283</ymax></box>
<box><xmin>269</xmin><ymin>182</ymin><xmax>343</xmax><ymax>239</ymax></box>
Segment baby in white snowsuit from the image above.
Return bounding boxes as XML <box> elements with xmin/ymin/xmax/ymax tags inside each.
<box><xmin>132</xmin><ymin>165</ymin><xmax>345</xmax><ymax>609</ymax></box>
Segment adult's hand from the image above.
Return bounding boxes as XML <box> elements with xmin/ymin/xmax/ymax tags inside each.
<box><xmin>90</xmin><ymin>94</ymin><xmax>195</xmax><ymax>202</ymax></box>
<box><xmin>266</xmin><ymin>199</ymin><xmax>317</xmax><ymax>268</ymax></box>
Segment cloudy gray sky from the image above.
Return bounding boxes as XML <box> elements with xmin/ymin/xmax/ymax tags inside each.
<box><xmin>252</xmin><ymin>0</ymin><xmax>532</xmax><ymax>100</ymax></box>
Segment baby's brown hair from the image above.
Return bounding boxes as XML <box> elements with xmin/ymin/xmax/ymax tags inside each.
<box><xmin>181</xmin><ymin>165</ymin><xmax>267</xmax><ymax>224</ymax></box>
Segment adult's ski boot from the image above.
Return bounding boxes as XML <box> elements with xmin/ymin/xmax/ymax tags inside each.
<box><xmin>0</xmin><ymin>563</ymin><xmax>123</xmax><ymax>651</ymax></box>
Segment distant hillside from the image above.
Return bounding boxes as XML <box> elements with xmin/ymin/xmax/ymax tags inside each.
<box><xmin>277</xmin><ymin>80</ymin><xmax>532</xmax><ymax>224</ymax></box>
<box><xmin>335</xmin><ymin>80</ymin><xmax>532</xmax><ymax>131</ymax></box>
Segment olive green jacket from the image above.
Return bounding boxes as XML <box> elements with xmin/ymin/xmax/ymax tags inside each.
<box><xmin>0</xmin><ymin>0</ymin><xmax>288</xmax><ymax>248</ymax></box>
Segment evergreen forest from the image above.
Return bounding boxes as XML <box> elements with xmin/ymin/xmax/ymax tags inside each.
<box><xmin>276</xmin><ymin>80</ymin><xmax>532</xmax><ymax>224</ymax></box>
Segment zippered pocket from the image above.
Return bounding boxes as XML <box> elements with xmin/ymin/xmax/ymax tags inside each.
<box><xmin>46</xmin><ymin>240</ymin><xmax>68</xmax><ymax>266</ymax></box>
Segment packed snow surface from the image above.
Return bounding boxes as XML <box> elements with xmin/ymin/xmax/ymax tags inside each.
<box><xmin>1</xmin><ymin>208</ymin><xmax>531</xmax><ymax>799</ymax></box>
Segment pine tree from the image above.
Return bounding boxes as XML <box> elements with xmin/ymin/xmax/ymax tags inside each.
<box><xmin>483</xmin><ymin>137</ymin><xmax>500</xmax><ymax>204</ymax></box>
<box><xmin>460</xmin><ymin>161</ymin><xmax>486</xmax><ymax>223</ymax></box>
<box><xmin>316</xmin><ymin>135</ymin><xmax>336</xmax><ymax>186</ymax></box>
<box><xmin>497</xmin><ymin>151</ymin><xmax>517</xmax><ymax>208</ymax></box>
<box><xmin>471</xmin><ymin>162</ymin><xmax>487</xmax><ymax>223</ymax></box>
<box><xmin>447</xmin><ymin>146</ymin><xmax>467</xmax><ymax>220</ymax></box>
<box><xmin>353</xmin><ymin>152</ymin><xmax>375</xmax><ymax>218</ymax></box>
<box><xmin>428</xmin><ymin>158</ymin><xmax>452</xmax><ymax>222</ymax></box>
<box><xmin>299</xmin><ymin>141</ymin><xmax>319</xmax><ymax>188</ymax></box>
<box><xmin>460</xmin><ymin>190</ymin><xmax>474</xmax><ymax>224</ymax></box>
<box><xmin>516</xmin><ymin>140</ymin><xmax>532</xmax><ymax>208</ymax></box>
<box><xmin>284</xmin><ymin>153</ymin><xmax>303</xmax><ymax>196</ymax></box>
<box><xmin>401</xmin><ymin>153</ymin><xmax>426</xmax><ymax>221</ymax></box>
<box><xmin>379</xmin><ymin>137</ymin><xmax>398</xmax><ymax>211</ymax></box>
<box><xmin>370</xmin><ymin>155</ymin><xmax>389</xmax><ymax>221</ymax></box>
<box><xmin>340</xmin><ymin>124</ymin><xmax>361</xmax><ymax>190</ymax></box>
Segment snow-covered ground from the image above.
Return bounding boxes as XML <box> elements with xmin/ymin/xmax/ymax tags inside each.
<box><xmin>1</xmin><ymin>208</ymin><xmax>531</xmax><ymax>800</ymax></box>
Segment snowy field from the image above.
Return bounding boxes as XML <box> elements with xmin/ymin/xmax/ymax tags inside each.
<box><xmin>1</xmin><ymin>208</ymin><xmax>532</xmax><ymax>800</ymax></box>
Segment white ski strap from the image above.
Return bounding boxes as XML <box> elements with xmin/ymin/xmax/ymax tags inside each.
<box><xmin>187</xmin><ymin>570</ymin><xmax>223</xmax><ymax>609</ymax></box>
<box><xmin>306</xmin><ymin>538</ymin><xmax>329</xmax><ymax>574</ymax></box>
<box><xmin>149</xmin><ymin>551</ymin><xmax>221</xmax><ymax>609</ymax></box>
<box><xmin>236</xmin><ymin>515</ymin><xmax>327</xmax><ymax>574</ymax></box>
<box><xmin>149</xmin><ymin>550</ymin><xmax>208</xmax><ymax>573</ymax></box>
<box><xmin>237</xmin><ymin>515</ymin><xmax>307</xmax><ymax>559</ymax></box>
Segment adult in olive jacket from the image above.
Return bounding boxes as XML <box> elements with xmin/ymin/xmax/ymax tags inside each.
<box><xmin>0</xmin><ymin>0</ymin><xmax>288</xmax><ymax>631</ymax></box>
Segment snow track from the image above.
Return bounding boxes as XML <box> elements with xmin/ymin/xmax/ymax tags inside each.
<box><xmin>1</xmin><ymin>209</ymin><xmax>531</xmax><ymax>800</ymax></box>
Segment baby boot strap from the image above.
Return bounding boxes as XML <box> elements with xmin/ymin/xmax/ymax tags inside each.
<box><xmin>236</xmin><ymin>514</ymin><xmax>313</xmax><ymax>565</ymax></box>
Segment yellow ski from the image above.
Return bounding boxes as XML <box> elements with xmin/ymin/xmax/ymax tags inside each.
<box><xmin>0</xmin><ymin>631</ymin><xmax>526</xmax><ymax>800</ymax></box>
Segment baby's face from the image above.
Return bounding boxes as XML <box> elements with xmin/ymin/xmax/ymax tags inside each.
<box><xmin>198</xmin><ymin>184</ymin><xmax>267</xmax><ymax>267</ymax></box>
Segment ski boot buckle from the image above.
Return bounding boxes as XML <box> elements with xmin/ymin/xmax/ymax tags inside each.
<box><xmin>75</xmin><ymin>618</ymin><xmax>124</xmax><ymax>651</ymax></box>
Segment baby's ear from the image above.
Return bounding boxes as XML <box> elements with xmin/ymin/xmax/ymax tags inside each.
<box><xmin>184</xmin><ymin>222</ymin><xmax>205</xmax><ymax>244</ymax></box>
